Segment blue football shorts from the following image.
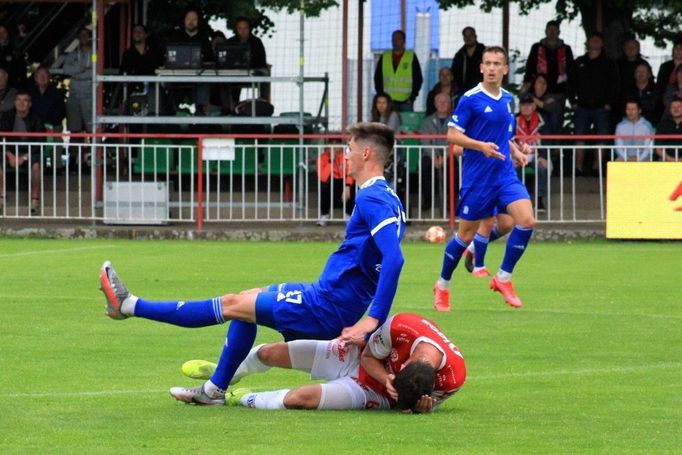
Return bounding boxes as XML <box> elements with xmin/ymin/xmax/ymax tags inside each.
<box><xmin>255</xmin><ymin>282</ymin><xmax>343</xmax><ymax>341</ymax></box>
<box><xmin>456</xmin><ymin>179</ymin><xmax>530</xmax><ymax>221</ymax></box>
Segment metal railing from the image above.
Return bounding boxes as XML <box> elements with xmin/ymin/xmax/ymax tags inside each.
<box><xmin>1</xmin><ymin>132</ymin><xmax>680</xmax><ymax>228</ymax></box>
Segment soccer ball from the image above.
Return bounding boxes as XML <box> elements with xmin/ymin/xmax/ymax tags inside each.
<box><xmin>424</xmin><ymin>226</ymin><xmax>446</xmax><ymax>243</ymax></box>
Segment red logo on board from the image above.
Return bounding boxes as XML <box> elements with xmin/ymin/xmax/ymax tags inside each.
<box><xmin>670</xmin><ymin>181</ymin><xmax>682</xmax><ymax>211</ymax></box>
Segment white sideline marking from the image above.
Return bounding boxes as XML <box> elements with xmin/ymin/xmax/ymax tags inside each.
<box><xmin>3</xmin><ymin>362</ymin><xmax>679</xmax><ymax>399</ymax></box>
<box><xmin>465</xmin><ymin>307</ymin><xmax>682</xmax><ymax>320</ymax></box>
<box><xmin>0</xmin><ymin>245</ymin><xmax>116</xmax><ymax>258</ymax></box>
<box><xmin>473</xmin><ymin>362</ymin><xmax>681</xmax><ymax>381</ymax></box>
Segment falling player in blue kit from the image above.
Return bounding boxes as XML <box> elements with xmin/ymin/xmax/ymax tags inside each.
<box><xmin>99</xmin><ymin>122</ymin><xmax>406</xmax><ymax>405</ymax></box>
<box><xmin>433</xmin><ymin>46</ymin><xmax>535</xmax><ymax>312</ymax></box>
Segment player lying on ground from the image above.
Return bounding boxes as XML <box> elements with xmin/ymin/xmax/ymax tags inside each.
<box><xmin>180</xmin><ymin>313</ymin><xmax>466</xmax><ymax>412</ymax></box>
<box><xmin>99</xmin><ymin>122</ymin><xmax>406</xmax><ymax>405</ymax></box>
<box><xmin>434</xmin><ymin>45</ymin><xmax>535</xmax><ymax>312</ymax></box>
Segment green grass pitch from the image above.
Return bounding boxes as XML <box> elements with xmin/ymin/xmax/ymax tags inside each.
<box><xmin>0</xmin><ymin>238</ymin><xmax>680</xmax><ymax>453</ymax></box>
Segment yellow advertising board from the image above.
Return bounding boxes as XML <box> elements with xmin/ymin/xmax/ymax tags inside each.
<box><xmin>606</xmin><ymin>162</ymin><xmax>682</xmax><ymax>239</ymax></box>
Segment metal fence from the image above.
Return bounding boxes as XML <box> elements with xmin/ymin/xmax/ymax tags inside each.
<box><xmin>1</xmin><ymin>132</ymin><xmax>680</xmax><ymax>228</ymax></box>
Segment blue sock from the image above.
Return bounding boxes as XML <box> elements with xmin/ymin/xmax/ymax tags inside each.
<box><xmin>489</xmin><ymin>226</ymin><xmax>501</xmax><ymax>242</ymax></box>
<box><xmin>210</xmin><ymin>320</ymin><xmax>258</xmax><ymax>390</ymax></box>
<box><xmin>473</xmin><ymin>233</ymin><xmax>489</xmax><ymax>268</ymax></box>
<box><xmin>440</xmin><ymin>234</ymin><xmax>468</xmax><ymax>280</ymax></box>
<box><xmin>134</xmin><ymin>297</ymin><xmax>224</xmax><ymax>327</ymax></box>
<box><xmin>500</xmin><ymin>225</ymin><xmax>533</xmax><ymax>274</ymax></box>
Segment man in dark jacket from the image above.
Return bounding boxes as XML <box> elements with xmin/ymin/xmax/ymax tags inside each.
<box><xmin>567</xmin><ymin>32</ymin><xmax>620</xmax><ymax>175</ymax></box>
<box><xmin>450</xmin><ymin>26</ymin><xmax>485</xmax><ymax>97</ymax></box>
<box><xmin>0</xmin><ymin>90</ymin><xmax>45</xmax><ymax>214</ymax></box>
<box><xmin>29</xmin><ymin>66</ymin><xmax>65</xmax><ymax>130</ymax></box>
<box><xmin>226</xmin><ymin>17</ymin><xmax>269</xmax><ymax>104</ymax></box>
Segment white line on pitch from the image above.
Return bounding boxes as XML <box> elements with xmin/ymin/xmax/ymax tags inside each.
<box><xmin>473</xmin><ymin>362</ymin><xmax>681</xmax><ymax>381</ymax></box>
<box><xmin>0</xmin><ymin>245</ymin><xmax>116</xmax><ymax>258</ymax></box>
<box><xmin>3</xmin><ymin>362</ymin><xmax>680</xmax><ymax>399</ymax></box>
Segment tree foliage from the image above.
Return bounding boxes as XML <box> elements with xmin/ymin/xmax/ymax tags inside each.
<box><xmin>437</xmin><ymin>0</ymin><xmax>682</xmax><ymax>51</ymax></box>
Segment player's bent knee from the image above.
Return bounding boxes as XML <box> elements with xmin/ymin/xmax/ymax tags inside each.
<box><xmin>257</xmin><ymin>342</ymin><xmax>289</xmax><ymax>367</ymax></box>
<box><xmin>283</xmin><ymin>386</ymin><xmax>321</xmax><ymax>410</ymax></box>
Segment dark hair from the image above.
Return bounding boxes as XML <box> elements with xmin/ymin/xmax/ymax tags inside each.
<box><xmin>392</xmin><ymin>29</ymin><xmax>405</xmax><ymax>40</ymax></box>
<box><xmin>462</xmin><ymin>26</ymin><xmax>475</xmax><ymax>35</ymax></box>
<box><xmin>669</xmin><ymin>96</ymin><xmax>682</xmax><ymax>105</ymax></box>
<box><xmin>624</xmin><ymin>98</ymin><xmax>641</xmax><ymax>108</ymax></box>
<box><xmin>483</xmin><ymin>45</ymin><xmax>508</xmax><ymax>64</ymax></box>
<box><xmin>546</xmin><ymin>20</ymin><xmax>560</xmax><ymax>29</ymax></box>
<box><xmin>346</xmin><ymin>121</ymin><xmax>395</xmax><ymax>165</ymax></box>
<box><xmin>16</xmin><ymin>89</ymin><xmax>31</xmax><ymax>99</ymax></box>
<box><xmin>393</xmin><ymin>361</ymin><xmax>436</xmax><ymax>412</ymax></box>
<box><xmin>589</xmin><ymin>32</ymin><xmax>604</xmax><ymax>40</ymax></box>
<box><xmin>370</xmin><ymin>92</ymin><xmax>396</xmax><ymax>123</ymax></box>
<box><xmin>519</xmin><ymin>92</ymin><xmax>535</xmax><ymax>104</ymax></box>
<box><xmin>234</xmin><ymin>16</ymin><xmax>251</xmax><ymax>29</ymax></box>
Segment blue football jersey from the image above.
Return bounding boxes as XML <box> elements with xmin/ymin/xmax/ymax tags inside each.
<box><xmin>448</xmin><ymin>83</ymin><xmax>517</xmax><ymax>188</ymax></box>
<box><xmin>316</xmin><ymin>176</ymin><xmax>406</xmax><ymax>320</ymax></box>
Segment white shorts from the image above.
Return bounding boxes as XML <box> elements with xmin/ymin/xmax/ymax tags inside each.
<box><xmin>318</xmin><ymin>377</ymin><xmax>391</xmax><ymax>410</ymax></box>
<box><xmin>309</xmin><ymin>339</ymin><xmax>361</xmax><ymax>381</ymax></box>
<box><xmin>301</xmin><ymin>339</ymin><xmax>391</xmax><ymax>411</ymax></box>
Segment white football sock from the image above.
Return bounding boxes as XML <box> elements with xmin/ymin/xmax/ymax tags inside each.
<box><xmin>466</xmin><ymin>242</ymin><xmax>475</xmax><ymax>253</ymax></box>
<box><xmin>437</xmin><ymin>278</ymin><xmax>450</xmax><ymax>289</ymax></box>
<box><xmin>496</xmin><ymin>270</ymin><xmax>512</xmax><ymax>282</ymax></box>
<box><xmin>473</xmin><ymin>266</ymin><xmax>486</xmax><ymax>272</ymax></box>
<box><xmin>240</xmin><ymin>389</ymin><xmax>290</xmax><ymax>410</ymax></box>
<box><xmin>203</xmin><ymin>380</ymin><xmax>225</xmax><ymax>398</ymax></box>
<box><xmin>120</xmin><ymin>295</ymin><xmax>138</xmax><ymax>316</ymax></box>
<box><xmin>232</xmin><ymin>344</ymin><xmax>270</xmax><ymax>383</ymax></box>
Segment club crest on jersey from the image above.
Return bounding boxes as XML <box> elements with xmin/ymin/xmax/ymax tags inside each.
<box><xmin>390</xmin><ymin>349</ymin><xmax>399</xmax><ymax>362</ymax></box>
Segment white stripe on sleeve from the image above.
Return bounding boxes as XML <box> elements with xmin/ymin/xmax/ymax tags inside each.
<box><xmin>370</xmin><ymin>217</ymin><xmax>398</xmax><ymax>236</ymax></box>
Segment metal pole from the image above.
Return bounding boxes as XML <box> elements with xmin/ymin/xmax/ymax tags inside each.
<box><xmin>341</xmin><ymin>0</ymin><xmax>348</xmax><ymax>132</ymax></box>
<box><xmin>356</xmin><ymin>1</ymin><xmax>364</xmax><ymax>122</ymax></box>
<box><xmin>298</xmin><ymin>0</ymin><xmax>305</xmax><ymax>219</ymax></box>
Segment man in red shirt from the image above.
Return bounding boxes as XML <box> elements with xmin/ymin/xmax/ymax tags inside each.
<box><xmin>179</xmin><ymin>313</ymin><xmax>466</xmax><ymax>413</ymax></box>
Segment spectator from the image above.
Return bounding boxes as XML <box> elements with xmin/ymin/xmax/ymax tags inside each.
<box><xmin>614</xmin><ymin>99</ymin><xmax>654</xmax><ymax>161</ymax></box>
<box><xmin>655</xmin><ymin>96</ymin><xmax>682</xmax><ymax>162</ymax></box>
<box><xmin>371</xmin><ymin>93</ymin><xmax>404</xmax><ymax>203</ymax></box>
<box><xmin>370</xmin><ymin>93</ymin><xmax>400</xmax><ymax>131</ymax></box>
<box><xmin>167</xmin><ymin>9</ymin><xmax>213</xmax><ymax>115</ymax></box>
<box><xmin>617</xmin><ymin>37</ymin><xmax>651</xmax><ymax>96</ymax></box>
<box><xmin>523</xmin><ymin>20</ymin><xmax>573</xmax><ymax>104</ymax></box>
<box><xmin>623</xmin><ymin>62</ymin><xmax>661</xmax><ymax>126</ymax></box>
<box><xmin>316</xmin><ymin>138</ymin><xmax>355</xmax><ymax>226</ymax></box>
<box><xmin>226</xmin><ymin>17</ymin><xmax>267</xmax><ymax>70</ymax></box>
<box><xmin>516</xmin><ymin>92</ymin><xmax>549</xmax><ymax>210</ymax></box>
<box><xmin>63</xmin><ymin>27</ymin><xmax>93</xmax><ymax>134</ymax></box>
<box><xmin>168</xmin><ymin>8</ymin><xmax>213</xmax><ymax>62</ymax></box>
<box><xmin>0</xmin><ymin>91</ymin><xmax>45</xmax><ymax>214</ymax></box>
<box><xmin>120</xmin><ymin>24</ymin><xmax>164</xmax><ymax>116</ymax></box>
<box><xmin>661</xmin><ymin>64</ymin><xmax>682</xmax><ymax>122</ymax></box>
<box><xmin>120</xmin><ymin>24</ymin><xmax>163</xmax><ymax>87</ymax></box>
<box><xmin>0</xmin><ymin>25</ymin><xmax>27</xmax><ymax>89</ymax></box>
<box><xmin>567</xmin><ymin>32</ymin><xmax>620</xmax><ymax>176</ymax></box>
<box><xmin>526</xmin><ymin>73</ymin><xmax>563</xmax><ymax>135</ymax></box>
<box><xmin>226</xmin><ymin>17</ymin><xmax>269</xmax><ymax>104</ymax></box>
<box><xmin>450</xmin><ymin>26</ymin><xmax>485</xmax><ymax>96</ymax></box>
<box><xmin>419</xmin><ymin>92</ymin><xmax>452</xmax><ymax>210</ymax></box>
<box><xmin>374</xmin><ymin>30</ymin><xmax>423</xmax><ymax>112</ymax></box>
<box><xmin>0</xmin><ymin>68</ymin><xmax>17</xmax><ymax>112</ymax></box>
<box><xmin>656</xmin><ymin>39</ymin><xmax>682</xmax><ymax>94</ymax></box>
<box><xmin>29</xmin><ymin>66</ymin><xmax>65</xmax><ymax>130</ymax></box>
<box><xmin>425</xmin><ymin>67</ymin><xmax>457</xmax><ymax>116</ymax></box>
